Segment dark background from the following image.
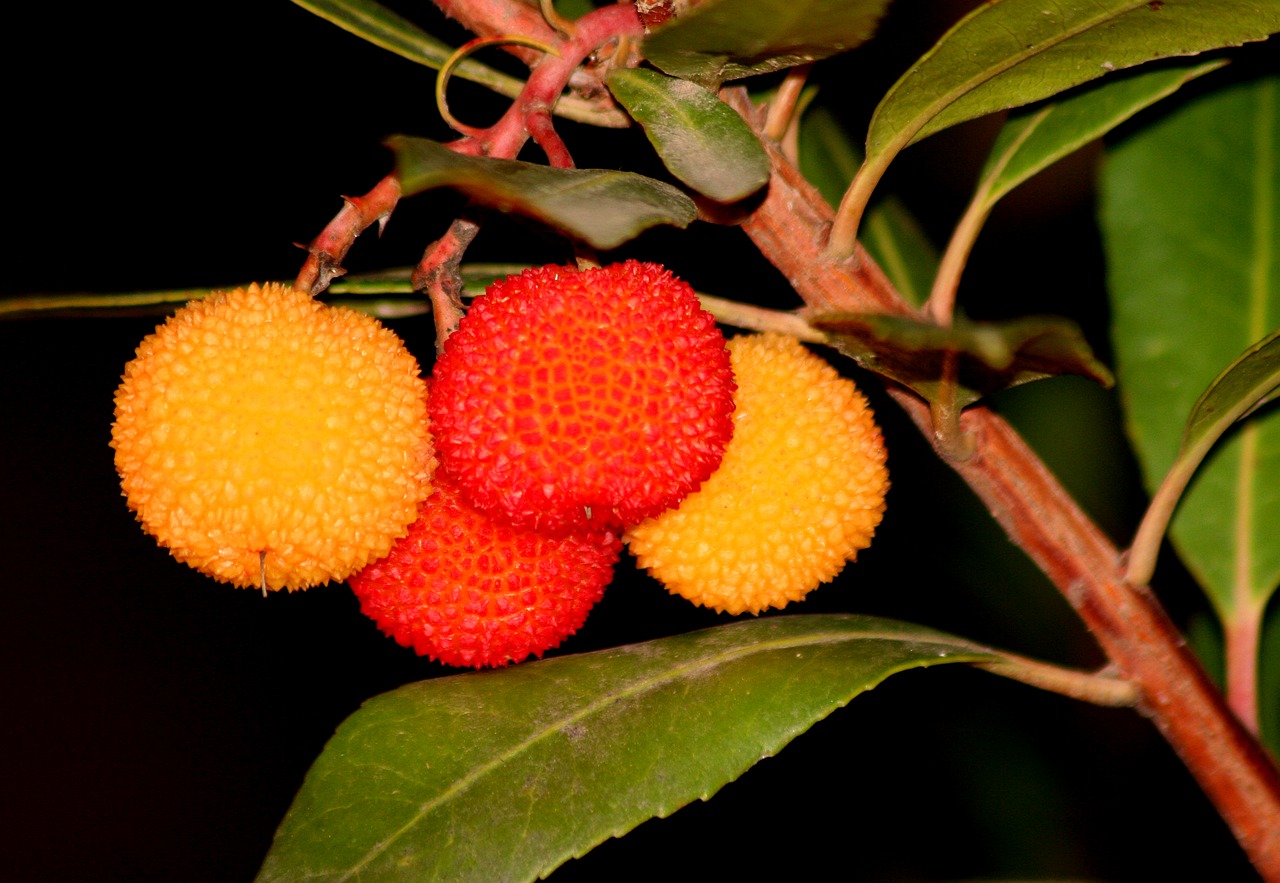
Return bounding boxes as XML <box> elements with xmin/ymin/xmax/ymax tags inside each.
<box><xmin>2</xmin><ymin>1</ymin><xmax>1264</xmax><ymax>880</ymax></box>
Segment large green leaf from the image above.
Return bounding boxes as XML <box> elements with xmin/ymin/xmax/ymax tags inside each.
<box><xmin>798</xmin><ymin>105</ymin><xmax>938</xmax><ymax>307</ymax></box>
<box><xmin>977</xmin><ymin>60</ymin><xmax>1227</xmax><ymax>215</ymax></box>
<box><xmin>606</xmin><ymin>67</ymin><xmax>769</xmax><ymax>203</ymax></box>
<box><xmin>641</xmin><ymin>0</ymin><xmax>891</xmax><ymax>87</ymax></box>
<box><xmin>1100</xmin><ymin>71</ymin><xmax>1280</xmax><ymax>617</ymax></box>
<box><xmin>256</xmin><ymin>615</ymin><xmax>996</xmax><ymax>882</ymax></box>
<box><xmin>292</xmin><ymin>0</ymin><xmax>620</xmax><ymax>126</ymax></box>
<box><xmin>388</xmin><ymin>136</ymin><xmax>697</xmax><ymax>249</ymax></box>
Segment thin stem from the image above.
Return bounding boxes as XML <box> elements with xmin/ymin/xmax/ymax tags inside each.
<box><xmin>1125</xmin><ymin>454</ymin><xmax>1199</xmax><ymax>587</ymax></box>
<box><xmin>974</xmin><ymin>656</ymin><xmax>1138</xmax><ymax>707</ymax></box>
<box><xmin>931</xmin><ymin>352</ymin><xmax>976</xmax><ymax>461</ymax></box>
<box><xmin>826</xmin><ymin>151</ymin><xmax>891</xmax><ymax>262</ymax></box>
<box><xmin>435</xmin><ymin>35</ymin><xmax>559</xmax><ymax>138</ymax></box>
<box><xmin>763</xmin><ymin>64</ymin><xmax>811</xmax><ymax>144</ymax></box>
<box><xmin>1226</xmin><ymin>599</ymin><xmax>1265</xmax><ymax>734</ymax></box>
<box><xmin>696</xmin><ymin>294</ymin><xmax>827</xmax><ymax>342</ymax></box>
<box><xmin>927</xmin><ymin>197</ymin><xmax>992</xmax><ymax>325</ymax></box>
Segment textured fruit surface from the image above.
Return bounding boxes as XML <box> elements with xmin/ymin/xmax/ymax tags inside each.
<box><xmin>429</xmin><ymin>261</ymin><xmax>735</xmax><ymax>533</ymax></box>
<box><xmin>626</xmin><ymin>333</ymin><xmax>888</xmax><ymax>614</ymax></box>
<box><xmin>111</xmin><ymin>282</ymin><xmax>435</xmax><ymax>591</ymax></box>
<box><xmin>349</xmin><ymin>473</ymin><xmax>621</xmax><ymax>668</ymax></box>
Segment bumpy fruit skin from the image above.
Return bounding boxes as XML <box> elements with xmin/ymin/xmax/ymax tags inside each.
<box><xmin>349</xmin><ymin>473</ymin><xmax>621</xmax><ymax>668</ymax></box>
<box><xmin>626</xmin><ymin>333</ymin><xmax>888</xmax><ymax>615</ymax></box>
<box><xmin>429</xmin><ymin>261</ymin><xmax>736</xmax><ymax>533</ymax></box>
<box><xmin>111</xmin><ymin>283</ymin><xmax>435</xmax><ymax>591</ymax></box>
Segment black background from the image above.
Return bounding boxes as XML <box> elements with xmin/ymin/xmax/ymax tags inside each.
<box><xmin>2</xmin><ymin>1</ymin><xmax>1264</xmax><ymax>880</ymax></box>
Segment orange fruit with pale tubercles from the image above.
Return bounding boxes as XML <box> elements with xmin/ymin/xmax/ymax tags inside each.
<box><xmin>626</xmin><ymin>332</ymin><xmax>888</xmax><ymax>615</ymax></box>
<box><xmin>111</xmin><ymin>282</ymin><xmax>436</xmax><ymax>591</ymax></box>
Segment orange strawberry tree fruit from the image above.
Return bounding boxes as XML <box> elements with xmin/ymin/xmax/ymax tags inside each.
<box><xmin>12</xmin><ymin>0</ymin><xmax>1280</xmax><ymax>878</ymax></box>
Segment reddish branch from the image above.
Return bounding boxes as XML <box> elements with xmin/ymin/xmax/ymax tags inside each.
<box><xmin>725</xmin><ymin>89</ymin><xmax>1280</xmax><ymax>877</ymax></box>
<box><xmin>295</xmin><ymin>2</ymin><xmax>641</xmax><ymax>312</ymax></box>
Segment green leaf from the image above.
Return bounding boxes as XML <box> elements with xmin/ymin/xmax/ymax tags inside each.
<box><xmin>1183</xmin><ymin>330</ymin><xmax>1280</xmax><ymax>450</ymax></box>
<box><xmin>641</xmin><ymin>0</ymin><xmax>892</xmax><ymax>87</ymax></box>
<box><xmin>1101</xmin><ymin>71</ymin><xmax>1280</xmax><ymax>616</ymax></box>
<box><xmin>606</xmin><ymin>67</ymin><xmax>769</xmax><ymax>203</ymax></box>
<box><xmin>810</xmin><ymin>312</ymin><xmax>1115</xmax><ymax>408</ymax></box>
<box><xmin>388</xmin><ymin>136</ymin><xmax>697</xmax><ymax>250</ymax></box>
<box><xmin>798</xmin><ymin>105</ymin><xmax>938</xmax><ymax>307</ymax></box>
<box><xmin>977</xmin><ymin>60</ymin><xmax>1228</xmax><ymax>214</ymax></box>
<box><xmin>858</xmin><ymin>0</ymin><xmax>1280</xmax><ymax>217</ymax></box>
<box><xmin>256</xmin><ymin>615</ymin><xmax>996</xmax><ymax>882</ymax></box>
<box><xmin>291</xmin><ymin>0</ymin><xmax>620</xmax><ymax>127</ymax></box>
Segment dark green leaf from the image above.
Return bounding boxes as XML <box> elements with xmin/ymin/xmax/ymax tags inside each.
<box><xmin>388</xmin><ymin>136</ymin><xmax>697</xmax><ymax>249</ymax></box>
<box><xmin>642</xmin><ymin>0</ymin><xmax>892</xmax><ymax>87</ymax></box>
<box><xmin>865</xmin><ymin>0</ymin><xmax>1280</xmax><ymax>184</ymax></box>
<box><xmin>256</xmin><ymin>615</ymin><xmax>995</xmax><ymax>882</ymax></box>
<box><xmin>812</xmin><ymin>312</ymin><xmax>1115</xmax><ymax>407</ymax></box>
<box><xmin>977</xmin><ymin>60</ymin><xmax>1227</xmax><ymax>212</ymax></box>
<box><xmin>798</xmin><ymin>105</ymin><xmax>938</xmax><ymax>306</ymax></box>
<box><xmin>1100</xmin><ymin>71</ymin><xmax>1280</xmax><ymax>614</ymax></box>
<box><xmin>606</xmin><ymin>67</ymin><xmax>769</xmax><ymax>202</ymax></box>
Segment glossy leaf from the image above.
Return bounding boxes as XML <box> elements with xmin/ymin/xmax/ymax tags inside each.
<box><xmin>641</xmin><ymin>0</ymin><xmax>891</xmax><ymax>87</ymax></box>
<box><xmin>812</xmin><ymin>312</ymin><xmax>1115</xmax><ymax>408</ymax></box>
<box><xmin>606</xmin><ymin>67</ymin><xmax>769</xmax><ymax>202</ymax></box>
<box><xmin>292</xmin><ymin>0</ymin><xmax>619</xmax><ymax>126</ymax></box>
<box><xmin>1100</xmin><ymin>71</ymin><xmax>1280</xmax><ymax>615</ymax></box>
<box><xmin>798</xmin><ymin>105</ymin><xmax>938</xmax><ymax>306</ymax></box>
<box><xmin>389</xmin><ymin>136</ymin><xmax>697</xmax><ymax>249</ymax></box>
<box><xmin>256</xmin><ymin>615</ymin><xmax>996</xmax><ymax>882</ymax></box>
<box><xmin>863</xmin><ymin>0</ymin><xmax>1280</xmax><ymax>197</ymax></box>
<box><xmin>977</xmin><ymin>60</ymin><xmax>1227</xmax><ymax>213</ymax></box>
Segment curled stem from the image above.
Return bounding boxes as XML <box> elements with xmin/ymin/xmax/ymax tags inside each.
<box><xmin>437</xmin><ymin>35</ymin><xmax>560</xmax><ymax>137</ymax></box>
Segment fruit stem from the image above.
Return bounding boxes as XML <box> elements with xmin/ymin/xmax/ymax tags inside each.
<box><xmin>414</xmin><ymin>216</ymin><xmax>481</xmax><ymax>351</ymax></box>
<box><xmin>295</xmin><ymin>175</ymin><xmax>402</xmax><ymax>296</ymax></box>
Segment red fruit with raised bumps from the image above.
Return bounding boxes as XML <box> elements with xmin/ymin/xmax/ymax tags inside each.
<box><xmin>348</xmin><ymin>473</ymin><xmax>622</xmax><ymax>668</ymax></box>
<box><xmin>429</xmin><ymin>261</ymin><xmax>736</xmax><ymax>533</ymax></box>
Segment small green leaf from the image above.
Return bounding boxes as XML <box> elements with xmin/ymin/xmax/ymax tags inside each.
<box><xmin>388</xmin><ymin>136</ymin><xmax>697</xmax><ymax>249</ymax></box>
<box><xmin>291</xmin><ymin>0</ymin><xmax>620</xmax><ymax>127</ymax></box>
<box><xmin>811</xmin><ymin>312</ymin><xmax>1115</xmax><ymax>408</ymax></box>
<box><xmin>256</xmin><ymin>615</ymin><xmax>996</xmax><ymax>882</ymax></box>
<box><xmin>606</xmin><ymin>67</ymin><xmax>769</xmax><ymax>202</ymax></box>
<box><xmin>798</xmin><ymin>105</ymin><xmax>938</xmax><ymax>306</ymax></box>
<box><xmin>641</xmin><ymin>0</ymin><xmax>892</xmax><ymax>87</ymax></box>
<box><xmin>1100</xmin><ymin>71</ymin><xmax>1280</xmax><ymax>616</ymax></box>
<box><xmin>978</xmin><ymin>60</ymin><xmax>1228</xmax><ymax>213</ymax></box>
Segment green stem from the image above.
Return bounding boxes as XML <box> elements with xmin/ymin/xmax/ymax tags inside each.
<box><xmin>974</xmin><ymin>656</ymin><xmax>1138</xmax><ymax>707</ymax></box>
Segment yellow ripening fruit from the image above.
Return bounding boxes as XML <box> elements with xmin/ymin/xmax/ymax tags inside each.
<box><xmin>111</xmin><ymin>283</ymin><xmax>436</xmax><ymax>591</ymax></box>
<box><xmin>626</xmin><ymin>332</ymin><xmax>888</xmax><ymax>614</ymax></box>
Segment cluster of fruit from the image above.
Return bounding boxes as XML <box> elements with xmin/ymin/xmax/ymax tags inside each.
<box><xmin>111</xmin><ymin>262</ymin><xmax>888</xmax><ymax>668</ymax></box>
